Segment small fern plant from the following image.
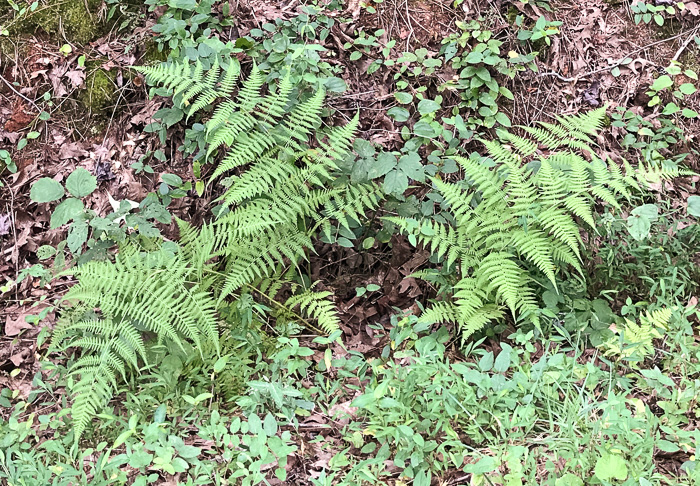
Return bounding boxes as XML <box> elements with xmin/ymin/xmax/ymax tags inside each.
<box><xmin>599</xmin><ymin>307</ymin><xmax>673</xmax><ymax>363</ymax></box>
<box><xmin>388</xmin><ymin>107</ymin><xmax>669</xmax><ymax>339</ymax></box>
<box><xmin>136</xmin><ymin>58</ymin><xmax>383</xmax><ymax>306</ymax></box>
<box><xmin>51</xmin><ymin>244</ymin><xmax>219</xmax><ymax>441</ymax></box>
<box><xmin>52</xmin><ymin>58</ymin><xmax>378</xmax><ymax>441</ymax></box>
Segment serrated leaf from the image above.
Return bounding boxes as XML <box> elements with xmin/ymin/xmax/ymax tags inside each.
<box><xmin>383</xmin><ymin>170</ymin><xmax>409</xmax><ymax>195</ymax></box>
<box><xmin>30</xmin><ymin>178</ymin><xmax>64</xmax><ymax>203</ymax></box>
<box><xmin>368</xmin><ymin>152</ymin><xmax>397</xmax><ymax>179</ymax></box>
<box><xmin>50</xmin><ymin>198</ymin><xmax>84</xmax><ymax>229</ymax></box>
<box><xmin>397</xmin><ymin>152</ymin><xmax>424</xmax><ymax>181</ymax></box>
<box><xmin>67</xmin><ymin>220</ymin><xmax>88</xmax><ymax>254</ymax></box>
<box><xmin>65</xmin><ymin>168</ymin><xmax>97</xmax><ymax>198</ymax></box>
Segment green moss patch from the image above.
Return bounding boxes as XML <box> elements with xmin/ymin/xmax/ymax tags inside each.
<box><xmin>12</xmin><ymin>0</ymin><xmax>105</xmax><ymax>45</ymax></box>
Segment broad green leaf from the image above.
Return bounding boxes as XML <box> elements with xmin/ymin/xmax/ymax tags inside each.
<box><xmin>417</xmin><ymin>99</ymin><xmax>441</xmax><ymax>114</ymax></box>
<box><xmin>397</xmin><ymin>152</ymin><xmax>424</xmax><ymax>181</ymax></box>
<box><xmin>650</xmin><ymin>75</ymin><xmax>673</xmax><ymax>91</ymax></box>
<box><xmin>594</xmin><ymin>453</ymin><xmax>628</xmax><ymax>481</ymax></box>
<box><xmin>662</xmin><ymin>102</ymin><xmax>680</xmax><ymax>114</ymax></box>
<box><xmin>50</xmin><ymin>198</ymin><xmax>84</xmax><ymax>229</ymax></box>
<box><xmin>387</xmin><ymin>107</ymin><xmax>410</xmax><ymax>122</ymax></box>
<box><xmin>679</xmin><ymin>82</ymin><xmax>697</xmax><ymax>95</ymax></box>
<box><xmin>413</xmin><ymin>121</ymin><xmax>436</xmax><ymax>138</ymax></box>
<box><xmin>323</xmin><ymin>77</ymin><xmax>347</xmax><ymax>93</ymax></box>
<box><xmin>394</xmin><ymin>92</ymin><xmax>413</xmax><ymax>104</ymax></box>
<box><xmin>687</xmin><ymin>195</ymin><xmax>700</xmax><ymax>217</ymax></box>
<box><xmin>383</xmin><ymin>170</ymin><xmax>409</xmax><ymax>195</ymax></box>
<box><xmin>368</xmin><ymin>152</ymin><xmax>397</xmax><ymax>179</ymax></box>
<box><xmin>67</xmin><ymin>220</ymin><xmax>88</xmax><ymax>254</ymax></box>
<box><xmin>65</xmin><ymin>168</ymin><xmax>97</xmax><ymax>198</ymax></box>
<box><xmin>30</xmin><ymin>178</ymin><xmax>64</xmax><ymax>203</ymax></box>
<box><xmin>354</xmin><ymin>139</ymin><xmax>376</xmax><ymax>158</ymax></box>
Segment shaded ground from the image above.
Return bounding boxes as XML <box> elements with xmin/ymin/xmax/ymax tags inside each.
<box><xmin>1</xmin><ymin>0</ymin><xmax>699</xmax><ymax>482</ymax></box>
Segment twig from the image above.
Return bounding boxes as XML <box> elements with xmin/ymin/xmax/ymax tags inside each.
<box><xmin>0</xmin><ymin>73</ymin><xmax>41</xmax><ymax>112</ymax></box>
<box><xmin>539</xmin><ymin>26</ymin><xmax>700</xmax><ymax>83</ymax></box>
<box><xmin>671</xmin><ymin>26</ymin><xmax>700</xmax><ymax>62</ymax></box>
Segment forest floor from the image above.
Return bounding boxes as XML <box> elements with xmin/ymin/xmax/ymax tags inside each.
<box><xmin>1</xmin><ymin>0</ymin><xmax>700</xmax><ymax>484</ymax></box>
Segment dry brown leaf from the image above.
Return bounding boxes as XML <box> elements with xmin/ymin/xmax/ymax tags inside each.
<box><xmin>4</xmin><ymin>315</ymin><xmax>32</xmax><ymax>337</ymax></box>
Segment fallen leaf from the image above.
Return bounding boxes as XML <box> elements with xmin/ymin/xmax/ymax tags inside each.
<box><xmin>59</xmin><ymin>142</ymin><xmax>88</xmax><ymax>160</ymax></box>
<box><xmin>65</xmin><ymin>69</ymin><xmax>86</xmax><ymax>88</ymax></box>
<box><xmin>0</xmin><ymin>213</ymin><xmax>10</xmax><ymax>235</ymax></box>
<box><xmin>5</xmin><ymin>315</ymin><xmax>32</xmax><ymax>336</ymax></box>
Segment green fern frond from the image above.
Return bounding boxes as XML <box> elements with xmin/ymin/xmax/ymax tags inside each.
<box><xmin>286</xmin><ymin>287</ymin><xmax>341</xmax><ymax>334</ymax></box>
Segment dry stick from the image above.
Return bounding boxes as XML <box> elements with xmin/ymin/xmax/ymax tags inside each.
<box><xmin>0</xmin><ymin>73</ymin><xmax>42</xmax><ymax>112</ymax></box>
<box><xmin>539</xmin><ymin>26</ymin><xmax>700</xmax><ymax>83</ymax></box>
<box><xmin>671</xmin><ymin>26</ymin><xmax>700</xmax><ymax>62</ymax></box>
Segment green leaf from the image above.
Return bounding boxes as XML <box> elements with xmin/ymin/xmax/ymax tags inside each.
<box><xmin>650</xmin><ymin>75</ymin><xmax>673</xmax><ymax>91</ymax></box>
<box><xmin>417</xmin><ymin>99</ymin><xmax>441</xmax><ymax>114</ymax></box>
<box><xmin>168</xmin><ymin>0</ymin><xmax>196</xmax><ymax>8</ymax></box>
<box><xmin>349</xmin><ymin>51</ymin><xmax>362</xmax><ymax>61</ymax></box>
<box><xmin>65</xmin><ymin>168</ymin><xmax>97</xmax><ymax>198</ymax></box>
<box><xmin>128</xmin><ymin>449</ymin><xmax>154</xmax><ymax>469</ymax></box>
<box><xmin>351</xmin><ymin>393</ymin><xmax>375</xmax><ymax>408</ymax></box>
<box><xmin>368</xmin><ymin>152</ymin><xmax>397</xmax><ymax>179</ymax></box>
<box><xmin>50</xmin><ymin>198</ymin><xmax>84</xmax><ymax>229</ymax></box>
<box><xmin>413</xmin><ymin>121</ymin><xmax>436</xmax><ymax>138</ymax></box>
<box><xmin>555</xmin><ymin>474</ymin><xmax>583</xmax><ymax>486</ymax></box>
<box><xmin>397</xmin><ymin>152</ymin><xmax>424</xmax><ymax>181</ymax></box>
<box><xmin>594</xmin><ymin>453</ymin><xmax>628</xmax><ymax>481</ymax></box>
<box><xmin>498</xmin><ymin>86</ymin><xmax>514</xmax><ymax>100</ymax></box>
<box><xmin>493</xmin><ymin>344</ymin><xmax>512</xmax><ymax>372</ymax></box>
<box><xmin>354</xmin><ymin>139</ymin><xmax>376</xmax><ymax>158</ymax></box>
<box><xmin>627</xmin><ymin>204</ymin><xmax>658</xmax><ymax>241</ymax></box>
<box><xmin>394</xmin><ymin>92</ymin><xmax>413</xmax><ymax>104</ymax></box>
<box><xmin>678</xmin><ymin>83</ymin><xmax>697</xmax><ymax>95</ymax></box>
<box><xmin>337</xmin><ymin>237</ymin><xmax>354</xmax><ymax>248</ymax></box>
<box><xmin>263</xmin><ymin>413</ymin><xmax>278</xmax><ymax>436</ymax></box>
<box><xmin>687</xmin><ymin>195</ymin><xmax>700</xmax><ymax>217</ymax></box>
<box><xmin>463</xmin><ymin>456</ymin><xmax>497</xmax><ymax>474</ymax></box>
<box><xmin>494</xmin><ymin>111</ymin><xmax>511</xmax><ymax>127</ymax></box>
<box><xmin>383</xmin><ymin>170</ymin><xmax>409</xmax><ymax>195</ymax></box>
<box><xmin>30</xmin><ymin>178</ymin><xmax>64</xmax><ymax>203</ymax></box>
<box><xmin>662</xmin><ymin>102</ymin><xmax>680</xmax><ymax>114</ymax></box>
<box><xmin>67</xmin><ymin>220</ymin><xmax>88</xmax><ymax>254</ymax></box>
<box><xmin>631</xmin><ymin>203</ymin><xmax>659</xmax><ymax>221</ymax></box>
<box><xmin>324</xmin><ymin>77</ymin><xmax>347</xmax><ymax>93</ymax></box>
<box><xmin>682</xmin><ymin>108</ymin><xmax>698</xmax><ymax>118</ymax></box>
<box><xmin>387</xmin><ymin>107</ymin><xmax>411</xmax><ymax>122</ymax></box>
<box><xmin>213</xmin><ymin>356</ymin><xmax>228</xmax><ymax>373</ymax></box>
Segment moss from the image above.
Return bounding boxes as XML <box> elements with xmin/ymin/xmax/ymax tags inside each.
<box><xmin>143</xmin><ymin>38</ymin><xmax>170</xmax><ymax>64</ymax></box>
<box><xmin>11</xmin><ymin>0</ymin><xmax>105</xmax><ymax>45</ymax></box>
<box><xmin>78</xmin><ymin>67</ymin><xmax>117</xmax><ymax>116</ymax></box>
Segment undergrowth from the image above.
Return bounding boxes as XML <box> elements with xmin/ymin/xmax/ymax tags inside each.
<box><xmin>2</xmin><ymin>0</ymin><xmax>700</xmax><ymax>484</ymax></box>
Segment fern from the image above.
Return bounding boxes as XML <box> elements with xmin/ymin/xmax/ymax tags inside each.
<box><xmin>58</xmin><ymin>58</ymin><xmax>379</xmax><ymax>440</ymax></box>
<box><xmin>389</xmin><ymin>107</ymin><xmax>675</xmax><ymax>340</ymax></box>
<box><xmin>52</xmin><ymin>244</ymin><xmax>220</xmax><ymax>442</ymax></box>
<box><xmin>599</xmin><ymin>307</ymin><xmax>673</xmax><ymax>362</ymax></box>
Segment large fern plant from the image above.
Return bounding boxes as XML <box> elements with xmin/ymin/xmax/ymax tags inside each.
<box><xmin>54</xmin><ymin>58</ymin><xmax>381</xmax><ymax>441</ymax></box>
<box><xmin>388</xmin><ymin>107</ymin><xmax>666</xmax><ymax>338</ymax></box>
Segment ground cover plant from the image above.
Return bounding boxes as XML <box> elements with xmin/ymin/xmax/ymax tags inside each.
<box><xmin>0</xmin><ymin>0</ymin><xmax>700</xmax><ymax>484</ymax></box>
